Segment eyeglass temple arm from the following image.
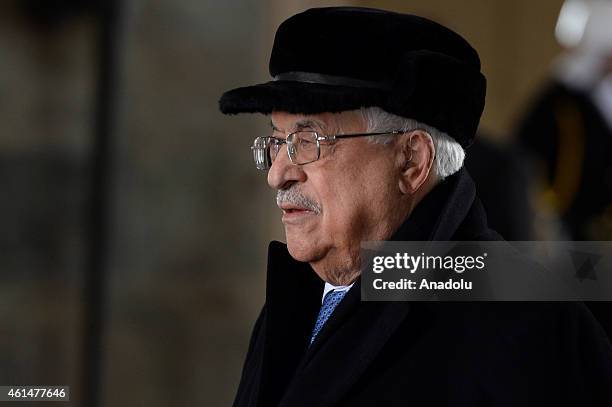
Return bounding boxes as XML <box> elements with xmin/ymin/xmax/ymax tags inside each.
<box><xmin>330</xmin><ymin>130</ymin><xmax>404</xmax><ymax>140</ymax></box>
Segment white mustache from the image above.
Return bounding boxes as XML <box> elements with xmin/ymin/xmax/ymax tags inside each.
<box><xmin>276</xmin><ymin>188</ymin><xmax>322</xmax><ymax>214</ymax></box>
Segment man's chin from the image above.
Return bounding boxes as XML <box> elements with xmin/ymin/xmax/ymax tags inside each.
<box><xmin>285</xmin><ymin>239</ymin><xmax>322</xmax><ymax>263</ymax></box>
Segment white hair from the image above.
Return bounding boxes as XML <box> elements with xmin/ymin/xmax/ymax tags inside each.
<box><xmin>360</xmin><ymin>107</ymin><xmax>465</xmax><ymax>179</ymax></box>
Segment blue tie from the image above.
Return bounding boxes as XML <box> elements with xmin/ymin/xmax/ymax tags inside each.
<box><xmin>310</xmin><ymin>289</ymin><xmax>348</xmax><ymax>345</ymax></box>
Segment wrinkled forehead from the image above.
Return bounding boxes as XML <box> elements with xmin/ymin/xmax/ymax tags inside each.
<box><xmin>270</xmin><ymin>110</ymin><xmax>365</xmax><ymax>134</ymax></box>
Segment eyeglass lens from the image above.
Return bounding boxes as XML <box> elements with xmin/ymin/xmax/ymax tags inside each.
<box><xmin>252</xmin><ymin>131</ymin><xmax>320</xmax><ymax>169</ymax></box>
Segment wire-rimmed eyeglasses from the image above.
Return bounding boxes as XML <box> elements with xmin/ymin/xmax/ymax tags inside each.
<box><xmin>250</xmin><ymin>130</ymin><xmax>405</xmax><ymax>170</ymax></box>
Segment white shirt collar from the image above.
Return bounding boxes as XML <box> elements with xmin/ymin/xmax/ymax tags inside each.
<box><xmin>322</xmin><ymin>281</ymin><xmax>355</xmax><ymax>304</ymax></box>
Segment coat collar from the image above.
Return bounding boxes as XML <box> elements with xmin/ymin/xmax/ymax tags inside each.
<box><xmin>260</xmin><ymin>168</ymin><xmax>485</xmax><ymax>407</ymax></box>
<box><xmin>259</xmin><ymin>241</ymin><xmax>323</xmax><ymax>407</ymax></box>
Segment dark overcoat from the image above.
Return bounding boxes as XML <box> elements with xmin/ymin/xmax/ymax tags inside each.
<box><xmin>233</xmin><ymin>169</ymin><xmax>612</xmax><ymax>406</ymax></box>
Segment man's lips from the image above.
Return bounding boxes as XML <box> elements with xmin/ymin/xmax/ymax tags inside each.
<box><xmin>282</xmin><ymin>208</ymin><xmax>310</xmax><ymax>214</ymax></box>
<box><xmin>279</xmin><ymin>203</ymin><xmax>317</xmax><ymax>221</ymax></box>
<box><xmin>279</xmin><ymin>203</ymin><xmax>310</xmax><ymax>212</ymax></box>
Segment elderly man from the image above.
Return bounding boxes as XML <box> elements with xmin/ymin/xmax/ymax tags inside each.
<box><xmin>220</xmin><ymin>7</ymin><xmax>612</xmax><ymax>407</ymax></box>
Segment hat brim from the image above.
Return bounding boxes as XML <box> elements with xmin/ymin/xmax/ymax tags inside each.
<box><xmin>219</xmin><ymin>80</ymin><xmax>387</xmax><ymax>116</ymax></box>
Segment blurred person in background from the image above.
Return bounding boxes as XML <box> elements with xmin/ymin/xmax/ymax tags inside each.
<box><xmin>516</xmin><ymin>0</ymin><xmax>612</xmax><ymax>241</ymax></box>
<box><xmin>516</xmin><ymin>0</ymin><xmax>612</xmax><ymax>340</ymax></box>
<box><xmin>220</xmin><ymin>7</ymin><xmax>612</xmax><ymax>406</ymax></box>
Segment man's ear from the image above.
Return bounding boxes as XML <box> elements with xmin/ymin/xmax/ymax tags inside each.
<box><xmin>397</xmin><ymin>130</ymin><xmax>435</xmax><ymax>194</ymax></box>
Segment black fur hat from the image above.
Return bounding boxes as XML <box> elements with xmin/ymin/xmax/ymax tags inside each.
<box><xmin>219</xmin><ymin>7</ymin><xmax>486</xmax><ymax>147</ymax></box>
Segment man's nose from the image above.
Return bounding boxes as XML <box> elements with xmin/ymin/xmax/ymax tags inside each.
<box><xmin>267</xmin><ymin>145</ymin><xmax>306</xmax><ymax>190</ymax></box>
